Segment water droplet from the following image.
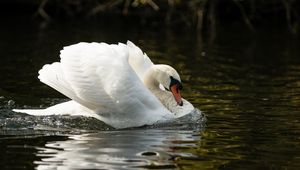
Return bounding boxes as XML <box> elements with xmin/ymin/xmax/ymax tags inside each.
<box><xmin>7</xmin><ymin>100</ymin><xmax>15</xmax><ymax>106</ymax></box>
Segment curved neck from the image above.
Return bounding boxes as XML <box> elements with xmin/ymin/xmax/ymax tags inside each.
<box><xmin>143</xmin><ymin>66</ymin><xmax>176</xmax><ymax>111</ymax></box>
<box><xmin>143</xmin><ymin>65</ymin><xmax>161</xmax><ymax>91</ymax></box>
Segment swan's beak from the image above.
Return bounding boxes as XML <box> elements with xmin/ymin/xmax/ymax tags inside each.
<box><xmin>170</xmin><ymin>84</ymin><xmax>183</xmax><ymax>106</ymax></box>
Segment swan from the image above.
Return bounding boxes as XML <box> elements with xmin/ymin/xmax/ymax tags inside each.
<box><xmin>13</xmin><ymin>41</ymin><xmax>195</xmax><ymax>128</ymax></box>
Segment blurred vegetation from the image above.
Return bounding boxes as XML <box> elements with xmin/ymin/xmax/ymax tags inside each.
<box><xmin>1</xmin><ymin>0</ymin><xmax>300</xmax><ymax>34</ymax></box>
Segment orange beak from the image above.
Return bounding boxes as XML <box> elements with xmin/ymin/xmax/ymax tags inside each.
<box><xmin>170</xmin><ymin>84</ymin><xmax>183</xmax><ymax>106</ymax></box>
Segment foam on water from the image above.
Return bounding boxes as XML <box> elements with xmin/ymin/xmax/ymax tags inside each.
<box><xmin>0</xmin><ymin>98</ymin><xmax>206</xmax><ymax>133</ymax></box>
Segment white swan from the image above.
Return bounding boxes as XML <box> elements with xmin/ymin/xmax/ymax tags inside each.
<box><xmin>13</xmin><ymin>41</ymin><xmax>194</xmax><ymax>128</ymax></box>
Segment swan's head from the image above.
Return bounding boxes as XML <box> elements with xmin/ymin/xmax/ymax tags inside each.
<box><xmin>154</xmin><ymin>65</ymin><xmax>183</xmax><ymax>106</ymax></box>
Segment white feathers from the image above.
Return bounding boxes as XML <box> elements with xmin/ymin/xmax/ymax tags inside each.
<box><xmin>13</xmin><ymin>41</ymin><xmax>194</xmax><ymax>129</ymax></box>
<box><xmin>126</xmin><ymin>41</ymin><xmax>153</xmax><ymax>80</ymax></box>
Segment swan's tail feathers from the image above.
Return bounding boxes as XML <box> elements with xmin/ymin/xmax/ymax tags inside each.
<box><xmin>12</xmin><ymin>101</ymin><xmax>73</xmax><ymax>116</ymax></box>
<box><xmin>13</xmin><ymin>101</ymin><xmax>101</xmax><ymax>120</ymax></box>
<box><xmin>13</xmin><ymin>108</ymin><xmax>50</xmax><ymax>116</ymax></box>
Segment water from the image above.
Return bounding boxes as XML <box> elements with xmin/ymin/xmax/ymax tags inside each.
<box><xmin>1</xmin><ymin>15</ymin><xmax>300</xmax><ymax>169</ymax></box>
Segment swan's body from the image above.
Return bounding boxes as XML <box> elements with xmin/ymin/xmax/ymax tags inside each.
<box><xmin>13</xmin><ymin>41</ymin><xmax>194</xmax><ymax>128</ymax></box>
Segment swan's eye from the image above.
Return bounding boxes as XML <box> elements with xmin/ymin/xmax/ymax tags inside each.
<box><xmin>169</xmin><ymin>76</ymin><xmax>182</xmax><ymax>91</ymax></box>
<box><xmin>175</xmin><ymin>84</ymin><xmax>183</xmax><ymax>93</ymax></box>
<box><xmin>178</xmin><ymin>84</ymin><xmax>183</xmax><ymax>90</ymax></box>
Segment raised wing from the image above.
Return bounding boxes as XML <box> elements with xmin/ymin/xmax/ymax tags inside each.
<box><xmin>38</xmin><ymin>62</ymin><xmax>98</xmax><ymax>110</ymax></box>
<box><xmin>126</xmin><ymin>41</ymin><xmax>166</xmax><ymax>91</ymax></box>
<box><xmin>126</xmin><ymin>41</ymin><xmax>154</xmax><ymax>81</ymax></box>
<box><xmin>39</xmin><ymin>42</ymin><xmax>165</xmax><ymax>116</ymax></box>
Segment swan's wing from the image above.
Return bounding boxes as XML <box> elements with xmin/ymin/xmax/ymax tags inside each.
<box><xmin>38</xmin><ymin>62</ymin><xmax>97</xmax><ymax>110</ymax></box>
<box><xmin>125</xmin><ymin>41</ymin><xmax>166</xmax><ymax>91</ymax></box>
<box><xmin>51</xmin><ymin>42</ymin><xmax>167</xmax><ymax>116</ymax></box>
<box><xmin>126</xmin><ymin>41</ymin><xmax>154</xmax><ymax>80</ymax></box>
<box><xmin>58</xmin><ymin>42</ymin><xmax>117</xmax><ymax>111</ymax></box>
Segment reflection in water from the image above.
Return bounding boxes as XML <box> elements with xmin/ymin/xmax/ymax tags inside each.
<box><xmin>34</xmin><ymin>130</ymin><xmax>201</xmax><ymax>169</ymax></box>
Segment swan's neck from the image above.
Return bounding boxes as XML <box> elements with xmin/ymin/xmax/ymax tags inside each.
<box><xmin>143</xmin><ymin>68</ymin><xmax>159</xmax><ymax>91</ymax></box>
<box><xmin>143</xmin><ymin>66</ymin><xmax>176</xmax><ymax>111</ymax></box>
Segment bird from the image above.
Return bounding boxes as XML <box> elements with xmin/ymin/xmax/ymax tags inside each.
<box><xmin>13</xmin><ymin>41</ymin><xmax>195</xmax><ymax>129</ymax></box>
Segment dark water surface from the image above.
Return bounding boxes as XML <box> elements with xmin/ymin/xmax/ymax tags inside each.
<box><xmin>1</xmin><ymin>16</ymin><xmax>300</xmax><ymax>169</ymax></box>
